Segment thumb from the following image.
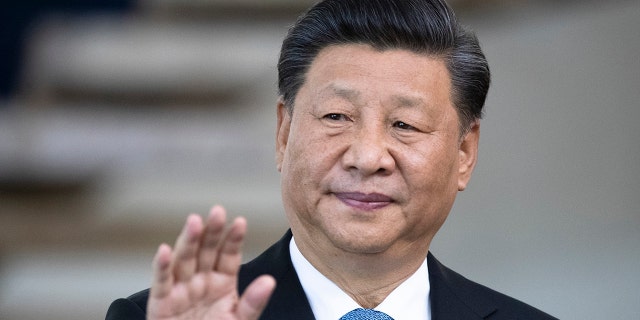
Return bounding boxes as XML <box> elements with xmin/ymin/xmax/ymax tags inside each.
<box><xmin>236</xmin><ymin>275</ymin><xmax>276</xmax><ymax>320</ymax></box>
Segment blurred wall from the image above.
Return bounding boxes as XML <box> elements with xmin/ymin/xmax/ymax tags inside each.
<box><xmin>431</xmin><ymin>1</ymin><xmax>640</xmax><ymax>319</ymax></box>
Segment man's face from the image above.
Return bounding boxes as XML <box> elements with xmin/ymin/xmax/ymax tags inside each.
<box><xmin>276</xmin><ymin>44</ymin><xmax>479</xmax><ymax>258</ymax></box>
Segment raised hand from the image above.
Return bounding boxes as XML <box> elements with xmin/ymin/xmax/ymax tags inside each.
<box><xmin>147</xmin><ymin>205</ymin><xmax>276</xmax><ymax>320</ymax></box>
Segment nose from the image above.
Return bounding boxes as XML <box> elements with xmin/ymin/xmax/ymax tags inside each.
<box><xmin>341</xmin><ymin>123</ymin><xmax>395</xmax><ymax>176</ymax></box>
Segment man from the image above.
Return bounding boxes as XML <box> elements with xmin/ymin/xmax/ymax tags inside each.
<box><xmin>107</xmin><ymin>0</ymin><xmax>557</xmax><ymax>319</ymax></box>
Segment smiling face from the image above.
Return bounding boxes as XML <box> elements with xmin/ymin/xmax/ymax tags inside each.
<box><xmin>276</xmin><ymin>44</ymin><xmax>479</xmax><ymax>261</ymax></box>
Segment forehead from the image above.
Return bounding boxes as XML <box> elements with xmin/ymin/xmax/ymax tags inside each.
<box><xmin>310</xmin><ymin>43</ymin><xmax>448</xmax><ymax>73</ymax></box>
<box><xmin>298</xmin><ymin>44</ymin><xmax>453</xmax><ymax>109</ymax></box>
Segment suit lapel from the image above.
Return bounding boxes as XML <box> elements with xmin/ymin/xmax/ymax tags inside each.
<box><xmin>428</xmin><ymin>252</ymin><xmax>497</xmax><ymax>319</ymax></box>
<box><xmin>240</xmin><ymin>233</ymin><xmax>499</xmax><ymax>320</ymax></box>
<box><xmin>239</xmin><ymin>230</ymin><xmax>315</xmax><ymax>320</ymax></box>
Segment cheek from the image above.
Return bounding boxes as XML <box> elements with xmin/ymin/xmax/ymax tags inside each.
<box><xmin>403</xmin><ymin>143</ymin><xmax>459</xmax><ymax>196</ymax></box>
<box><xmin>401</xmin><ymin>149</ymin><xmax>459</xmax><ymax>235</ymax></box>
<box><xmin>282</xmin><ymin>130</ymin><xmax>332</xmax><ymax>190</ymax></box>
<box><xmin>289</xmin><ymin>122</ymin><xmax>342</xmax><ymax>168</ymax></box>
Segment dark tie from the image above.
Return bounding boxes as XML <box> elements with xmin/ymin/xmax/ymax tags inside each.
<box><xmin>339</xmin><ymin>308</ymin><xmax>394</xmax><ymax>320</ymax></box>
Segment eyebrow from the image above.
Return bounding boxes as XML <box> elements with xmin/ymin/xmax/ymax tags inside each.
<box><xmin>321</xmin><ymin>84</ymin><xmax>425</xmax><ymax>109</ymax></box>
<box><xmin>329</xmin><ymin>85</ymin><xmax>361</xmax><ymax>104</ymax></box>
<box><xmin>390</xmin><ymin>94</ymin><xmax>425</xmax><ymax>109</ymax></box>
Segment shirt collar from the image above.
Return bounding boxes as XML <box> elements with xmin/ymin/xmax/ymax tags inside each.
<box><xmin>290</xmin><ymin>237</ymin><xmax>431</xmax><ymax>320</ymax></box>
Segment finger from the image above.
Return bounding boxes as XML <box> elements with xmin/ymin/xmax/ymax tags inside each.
<box><xmin>213</xmin><ymin>216</ymin><xmax>247</xmax><ymax>275</ymax></box>
<box><xmin>236</xmin><ymin>275</ymin><xmax>276</xmax><ymax>320</ymax></box>
<box><xmin>150</xmin><ymin>243</ymin><xmax>173</xmax><ymax>299</ymax></box>
<box><xmin>172</xmin><ymin>214</ymin><xmax>204</xmax><ymax>282</ymax></box>
<box><xmin>197</xmin><ymin>205</ymin><xmax>226</xmax><ymax>272</ymax></box>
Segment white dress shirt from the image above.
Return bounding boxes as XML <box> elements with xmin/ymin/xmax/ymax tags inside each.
<box><xmin>290</xmin><ymin>237</ymin><xmax>431</xmax><ymax>320</ymax></box>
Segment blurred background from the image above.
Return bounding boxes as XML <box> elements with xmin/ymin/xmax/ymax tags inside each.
<box><xmin>0</xmin><ymin>0</ymin><xmax>638</xmax><ymax>319</ymax></box>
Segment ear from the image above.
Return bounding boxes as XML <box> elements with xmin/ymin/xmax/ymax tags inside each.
<box><xmin>275</xmin><ymin>98</ymin><xmax>292</xmax><ymax>172</ymax></box>
<box><xmin>458</xmin><ymin>121</ymin><xmax>480</xmax><ymax>191</ymax></box>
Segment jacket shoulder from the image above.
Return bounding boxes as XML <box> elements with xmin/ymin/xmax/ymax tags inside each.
<box><xmin>105</xmin><ymin>289</ymin><xmax>149</xmax><ymax>320</ymax></box>
<box><xmin>428</xmin><ymin>253</ymin><xmax>557</xmax><ymax>320</ymax></box>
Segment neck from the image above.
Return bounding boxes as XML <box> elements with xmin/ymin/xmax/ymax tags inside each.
<box><xmin>293</xmin><ymin>231</ymin><xmax>429</xmax><ymax>308</ymax></box>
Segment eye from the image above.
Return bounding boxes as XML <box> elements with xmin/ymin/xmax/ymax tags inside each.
<box><xmin>393</xmin><ymin>121</ymin><xmax>416</xmax><ymax>131</ymax></box>
<box><xmin>323</xmin><ymin>113</ymin><xmax>349</xmax><ymax>121</ymax></box>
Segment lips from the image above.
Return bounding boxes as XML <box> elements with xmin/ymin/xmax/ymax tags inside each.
<box><xmin>334</xmin><ymin>192</ymin><xmax>393</xmax><ymax>210</ymax></box>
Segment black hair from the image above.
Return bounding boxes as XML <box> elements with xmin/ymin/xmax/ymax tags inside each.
<box><xmin>277</xmin><ymin>0</ymin><xmax>490</xmax><ymax>132</ymax></box>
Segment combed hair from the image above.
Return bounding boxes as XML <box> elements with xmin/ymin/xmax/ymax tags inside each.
<box><xmin>277</xmin><ymin>0</ymin><xmax>490</xmax><ymax>132</ymax></box>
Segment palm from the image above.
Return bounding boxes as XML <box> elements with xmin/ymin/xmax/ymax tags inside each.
<box><xmin>149</xmin><ymin>272</ymin><xmax>238</xmax><ymax>319</ymax></box>
<box><xmin>146</xmin><ymin>206</ymin><xmax>275</xmax><ymax>320</ymax></box>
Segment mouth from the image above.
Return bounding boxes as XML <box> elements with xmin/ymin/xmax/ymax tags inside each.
<box><xmin>334</xmin><ymin>192</ymin><xmax>393</xmax><ymax>211</ymax></box>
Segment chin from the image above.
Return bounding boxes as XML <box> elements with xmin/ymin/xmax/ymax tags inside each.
<box><xmin>342</xmin><ymin>242</ymin><xmax>394</xmax><ymax>255</ymax></box>
<box><xmin>329</xmin><ymin>230</ymin><xmax>396</xmax><ymax>255</ymax></box>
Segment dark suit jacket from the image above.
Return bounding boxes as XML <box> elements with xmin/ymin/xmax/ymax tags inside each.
<box><xmin>106</xmin><ymin>230</ymin><xmax>557</xmax><ymax>319</ymax></box>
